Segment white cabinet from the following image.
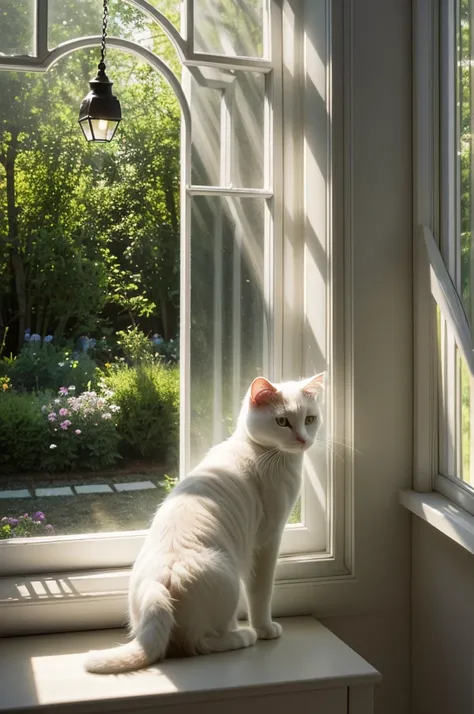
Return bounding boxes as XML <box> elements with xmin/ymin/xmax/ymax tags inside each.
<box><xmin>0</xmin><ymin>617</ymin><xmax>380</xmax><ymax>714</ymax></box>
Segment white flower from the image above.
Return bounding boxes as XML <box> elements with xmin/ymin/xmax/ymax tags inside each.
<box><xmin>102</xmin><ymin>412</ymin><xmax>112</xmax><ymax>420</ymax></box>
<box><xmin>68</xmin><ymin>385</ymin><xmax>76</xmax><ymax>391</ymax></box>
<box><xmin>58</xmin><ymin>362</ymin><xmax>65</xmax><ymax>367</ymax></box>
<box><xmin>50</xmin><ymin>444</ymin><xmax>57</xmax><ymax>450</ymax></box>
<box><xmin>109</xmin><ymin>404</ymin><xmax>120</xmax><ymax>412</ymax></box>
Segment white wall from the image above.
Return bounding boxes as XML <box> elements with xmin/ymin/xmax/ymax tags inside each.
<box><xmin>319</xmin><ymin>1</ymin><xmax>413</xmax><ymax>712</ymax></box>
<box><xmin>412</xmin><ymin>517</ymin><xmax>474</xmax><ymax>714</ymax></box>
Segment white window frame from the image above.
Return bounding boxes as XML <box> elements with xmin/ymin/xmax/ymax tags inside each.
<box><xmin>414</xmin><ymin>0</ymin><xmax>474</xmax><ymax>515</ymax></box>
<box><xmin>0</xmin><ymin>0</ymin><xmax>353</xmax><ymax>635</ymax></box>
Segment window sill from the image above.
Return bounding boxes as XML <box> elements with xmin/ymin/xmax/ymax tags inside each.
<box><xmin>0</xmin><ymin>616</ymin><xmax>380</xmax><ymax>714</ymax></box>
<box><xmin>400</xmin><ymin>489</ymin><xmax>474</xmax><ymax>556</ymax></box>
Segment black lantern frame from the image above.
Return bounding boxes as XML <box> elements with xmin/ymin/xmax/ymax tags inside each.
<box><xmin>78</xmin><ymin>0</ymin><xmax>122</xmax><ymax>142</ymax></box>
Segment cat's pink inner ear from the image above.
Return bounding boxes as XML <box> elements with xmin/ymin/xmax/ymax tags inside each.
<box><xmin>250</xmin><ymin>377</ymin><xmax>278</xmax><ymax>407</ymax></box>
<box><xmin>302</xmin><ymin>372</ymin><xmax>325</xmax><ymax>397</ymax></box>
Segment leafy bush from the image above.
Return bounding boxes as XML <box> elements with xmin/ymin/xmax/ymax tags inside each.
<box><xmin>115</xmin><ymin>326</ymin><xmax>179</xmax><ymax>365</ymax></box>
<box><xmin>4</xmin><ymin>337</ymin><xmax>97</xmax><ymax>394</ymax></box>
<box><xmin>115</xmin><ymin>326</ymin><xmax>154</xmax><ymax>364</ymax></box>
<box><xmin>153</xmin><ymin>335</ymin><xmax>179</xmax><ymax>364</ymax></box>
<box><xmin>0</xmin><ymin>512</ymin><xmax>55</xmax><ymax>539</ymax></box>
<box><xmin>0</xmin><ymin>391</ymin><xmax>48</xmax><ymax>472</ymax></box>
<box><xmin>162</xmin><ymin>473</ymin><xmax>178</xmax><ymax>495</ymax></box>
<box><xmin>103</xmin><ymin>363</ymin><xmax>179</xmax><ymax>462</ymax></box>
<box><xmin>40</xmin><ymin>388</ymin><xmax>121</xmax><ymax>472</ymax></box>
<box><xmin>0</xmin><ymin>386</ymin><xmax>120</xmax><ymax>473</ymax></box>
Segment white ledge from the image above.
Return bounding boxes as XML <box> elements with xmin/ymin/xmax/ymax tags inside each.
<box><xmin>0</xmin><ymin>617</ymin><xmax>380</xmax><ymax>713</ymax></box>
<box><xmin>400</xmin><ymin>489</ymin><xmax>474</xmax><ymax>555</ymax></box>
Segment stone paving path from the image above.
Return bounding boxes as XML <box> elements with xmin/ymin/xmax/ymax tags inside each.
<box><xmin>0</xmin><ymin>480</ymin><xmax>160</xmax><ymax>499</ymax></box>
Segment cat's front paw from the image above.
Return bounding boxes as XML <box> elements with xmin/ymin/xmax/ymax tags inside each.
<box><xmin>254</xmin><ymin>621</ymin><xmax>283</xmax><ymax>640</ymax></box>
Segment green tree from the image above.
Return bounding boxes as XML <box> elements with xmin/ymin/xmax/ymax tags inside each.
<box><xmin>0</xmin><ymin>0</ymin><xmax>181</xmax><ymax>351</ymax></box>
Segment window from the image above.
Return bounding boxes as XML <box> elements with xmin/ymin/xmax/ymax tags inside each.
<box><xmin>0</xmin><ymin>0</ymin><xmax>350</xmax><ymax>634</ymax></box>
<box><xmin>415</xmin><ymin>0</ymin><xmax>474</xmax><ymax>514</ymax></box>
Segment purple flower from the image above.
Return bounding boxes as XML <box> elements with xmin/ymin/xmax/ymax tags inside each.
<box><xmin>59</xmin><ymin>408</ymin><xmax>69</xmax><ymax>417</ymax></box>
<box><xmin>24</xmin><ymin>329</ymin><xmax>31</xmax><ymax>342</ymax></box>
<box><xmin>30</xmin><ymin>333</ymin><xmax>41</xmax><ymax>342</ymax></box>
<box><xmin>48</xmin><ymin>412</ymin><xmax>56</xmax><ymax>422</ymax></box>
<box><xmin>32</xmin><ymin>511</ymin><xmax>45</xmax><ymax>522</ymax></box>
<box><xmin>59</xmin><ymin>387</ymin><xmax>68</xmax><ymax>395</ymax></box>
<box><xmin>44</xmin><ymin>524</ymin><xmax>54</xmax><ymax>534</ymax></box>
<box><xmin>7</xmin><ymin>518</ymin><xmax>18</xmax><ymax>527</ymax></box>
<box><xmin>44</xmin><ymin>335</ymin><xmax>53</xmax><ymax>343</ymax></box>
<box><xmin>60</xmin><ymin>420</ymin><xmax>72</xmax><ymax>430</ymax></box>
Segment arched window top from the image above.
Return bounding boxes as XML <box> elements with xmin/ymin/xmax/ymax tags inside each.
<box><xmin>0</xmin><ymin>0</ymin><xmax>272</xmax><ymax>72</ymax></box>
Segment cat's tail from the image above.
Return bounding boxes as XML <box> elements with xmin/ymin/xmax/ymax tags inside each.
<box><xmin>84</xmin><ymin>582</ymin><xmax>174</xmax><ymax>674</ymax></box>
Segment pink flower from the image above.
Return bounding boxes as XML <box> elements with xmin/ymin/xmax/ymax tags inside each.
<box><xmin>59</xmin><ymin>387</ymin><xmax>68</xmax><ymax>395</ymax></box>
<box><xmin>60</xmin><ymin>420</ymin><xmax>72</xmax><ymax>430</ymax></box>
<box><xmin>59</xmin><ymin>408</ymin><xmax>69</xmax><ymax>417</ymax></box>
<box><xmin>75</xmin><ymin>429</ymin><xmax>82</xmax><ymax>435</ymax></box>
<box><xmin>48</xmin><ymin>412</ymin><xmax>56</xmax><ymax>422</ymax></box>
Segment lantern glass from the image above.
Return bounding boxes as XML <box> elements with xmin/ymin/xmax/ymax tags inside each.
<box><xmin>79</xmin><ymin>117</ymin><xmax>120</xmax><ymax>142</ymax></box>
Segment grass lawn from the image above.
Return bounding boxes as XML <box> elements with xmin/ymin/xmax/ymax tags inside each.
<box><xmin>1</xmin><ymin>466</ymin><xmax>302</xmax><ymax>537</ymax></box>
<box><xmin>0</xmin><ymin>466</ymin><xmax>172</xmax><ymax>536</ymax></box>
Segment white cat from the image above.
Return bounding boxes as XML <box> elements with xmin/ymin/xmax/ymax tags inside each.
<box><xmin>84</xmin><ymin>373</ymin><xmax>325</xmax><ymax>674</ymax></box>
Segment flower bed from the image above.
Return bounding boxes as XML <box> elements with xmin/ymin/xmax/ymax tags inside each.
<box><xmin>0</xmin><ymin>511</ymin><xmax>54</xmax><ymax>539</ymax></box>
<box><xmin>0</xmin><ymin>328</ymin><xmax>179</xmax><ymax>476</ymax></box>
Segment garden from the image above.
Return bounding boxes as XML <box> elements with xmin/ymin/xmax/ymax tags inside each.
<box><xmin>0</xmin><ymin>0</ymin><xmax>182</xmax><ymax>537</ymax></box>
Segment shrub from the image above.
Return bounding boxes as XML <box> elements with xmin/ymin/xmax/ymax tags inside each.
<box><xmin>0</xmin><ymin>391</ymin><xmax>48</xmax><ymax>472</ymax></box>
<box><xmin>116</xmin><ymin>326</ymin><xmax>154</xmax><ymax>364</ymax></box>
<box><xmin>0</xmin><ymin>386</ymin><xmax>121</xmax><ymax>474</ymax></box>
<box><xmin>0</xmin><ymin>512</ymin><xmax>55</xmax><ymax>539</ymax></box>
<box><xmin>5</xmin><ymin>339</ymin><xmax>97</xmax><ymax>394</ymax></box>
<box><xmin>103</xmin><ymin>363</ymin><xmax>179</xmax><ymax>462</ymax></box>
<box><xmin>162</xmin><ymin>473</ymin><xmax>178</xmax><ymax>495</ymax></box>
<box><xmin>115</xmin><ymin>326</ymin><xmax>179</xmax><ymax>366</ymax></box>
<box><xmin>40</xmin><ymin>387</ymin><xmax>121</xmax><ymax>472</ymax></box>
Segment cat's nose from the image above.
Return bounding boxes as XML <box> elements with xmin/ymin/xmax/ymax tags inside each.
<box><xmin>295</xmin><ymin>434</ymin><xmax>306</xmax><ymax>445</ymax></box>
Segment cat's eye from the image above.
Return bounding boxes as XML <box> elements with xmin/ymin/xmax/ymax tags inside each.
<box><xmin>305</xmin><ymin>415</ymin><xmax>316</xmax><ymax>425</ymax></box>
<box><xmin>275</xmin><ymin>416</ymin><xmax>290</xmax><ymax>427</ymax></box>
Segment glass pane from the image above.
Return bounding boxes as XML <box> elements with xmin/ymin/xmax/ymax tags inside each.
<box><xmin>460</xmin><ymin>352</ymin><xmax>471</xmax><ymax>483</ymax></box>
<box><xmin>288</xmin><ymin>499</ymin><xmax>301</xmax><ymax>524</ymax></box>
<box><xmin>190</xmin><ymin>69</ymin><xmax>265</xmax><ymax>188</ymax></box>
<box><xmin>48</xmin><ymin>0</ymin><xmax>101</xmax><ymax>47</ymax></box>
<box><xmin>142</xmin><ymin>0</ymin><xmax>180</xmax><ymax>29</ymax></box>
<box><xmin>48</xmin><ymin>0</ymin><xmax>181</xmax><ymax>75</ymax></box>
<box><xmin>0</xmin><ymin>0</ymin><xmax>35</xmax><ymax>56</ymax></box>
<box><xmin>0</xmin><ymin>48</ymin><xmax>180</xmax><ymax>538</ymax></box>
<box><xmin>459</xmin><ymin>0</ymin><xmax>472</xmax><ymax>319</ymax></box>
<box><xmin>194</xmin><ymin>0</ymin><xmax>265</xmax><ymax>57</ymax></box>
<box><xmin>190</xmin><ymin>196</ymin><xmax>267</xmax><ymax>466</ymax></box>
<box><xmin>190</xmin><ymin>75</ymin><xmax>221</xmax><ymax>186</ymax></box>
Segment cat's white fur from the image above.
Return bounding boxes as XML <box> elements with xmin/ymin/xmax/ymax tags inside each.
<box><xmin>84</xmin><ymin>373</ymin><xmax>325</xmax><ymax>674</ymax></box>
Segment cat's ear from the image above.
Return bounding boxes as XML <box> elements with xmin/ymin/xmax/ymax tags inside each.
<box><xmin>250</xmin><ymin>377</ymin><xmax>278</xmax><ymax>407</ymax></box>
<box><xmin>302</xmin><ymin>372</ymin><xmax>326</xmax><ymax>398</ymax></box>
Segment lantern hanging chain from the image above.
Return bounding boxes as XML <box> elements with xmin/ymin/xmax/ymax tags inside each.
<box><xmin>99</xmin><ymin>0</ymin><xmax>109</xmax><ymax>70</ymax></box>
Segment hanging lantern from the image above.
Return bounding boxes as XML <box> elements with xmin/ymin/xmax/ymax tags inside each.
<box><xmin>78</xmin><ymin>0</ymin><xmax>122</xmax><ymax>142</ymax></box>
